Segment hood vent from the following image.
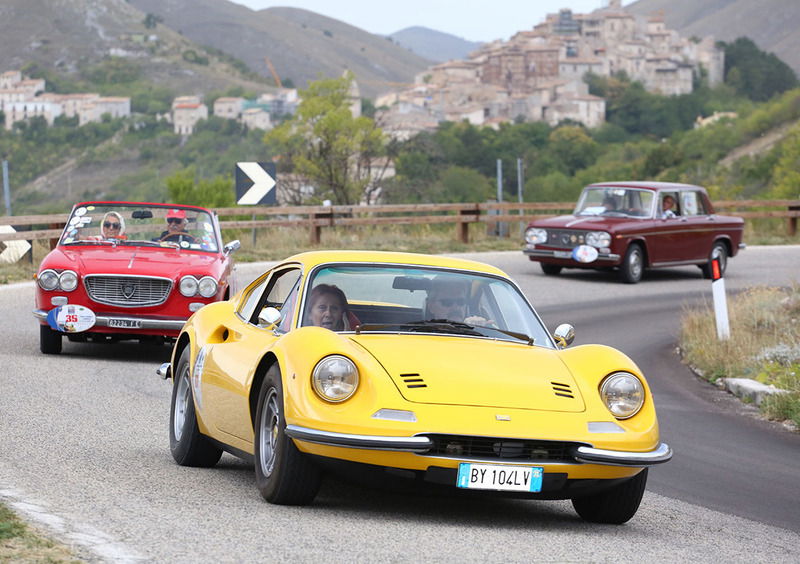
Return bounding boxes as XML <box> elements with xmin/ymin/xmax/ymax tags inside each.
<box><xmin>551</xmin><ymin>381</ymin><xmax>574</xmax><ymax>398</ymax></box>
<box><xmin>401</xmin><ymin>373</ymin><xmax>427</xmax><ymax>389</ymax></box>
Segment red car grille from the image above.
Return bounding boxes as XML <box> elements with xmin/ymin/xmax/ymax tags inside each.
<box><xmin>84</xmin><ymin>275</ymin><xmax>172</xmax><ymax>307</ymax></box>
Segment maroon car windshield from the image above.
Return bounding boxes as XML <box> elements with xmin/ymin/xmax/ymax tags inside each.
<box><xmin>575</xmin><ymin>187</ymin><xmax>655</xmax><ymax>218</ymax></box>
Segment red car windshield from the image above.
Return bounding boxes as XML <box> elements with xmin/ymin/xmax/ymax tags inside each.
<box><xmin>575</xmin><ymin>187</ymin><xmax>655</xmax><ymax>218</ymax></box>
<box><xmin>59</xmin><ymin>203</ymin><xmax>220</xmax><ymax>253</ymax></box>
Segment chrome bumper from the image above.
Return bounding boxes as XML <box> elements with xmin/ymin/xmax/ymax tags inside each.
<box><xmin>157</xmin><ymin>362</ymin><xmax>172</xmax><ymax>380</ymax></box>
<box><xmin>523</xmin><ymin>248</ymin><xmax>621</xmax><ymax>262</ymax></box>
<box><xmin>573</xmin><ymin>443</ymin><xmax>673</xmax><ymax>466</ymax></box>
<box><xmin>33</xmin><ymin>309</ymin><xmax>186</xmax><ymax>331</ymax></box>
<box><xmin>286</xmin><ymin>424</ymin><xmax>673</xmax><ymax>467</ymax></box>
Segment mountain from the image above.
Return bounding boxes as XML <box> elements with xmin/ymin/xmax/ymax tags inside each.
<box><xmin>127</xmin><ymin>0</ymin><xmax>433</xmax><ymax>98</ymax></box>
<box><xmin>626</xmin><ymin>0</ymin><xmax>800</xmax><ymax>76</ymax></box>
<box><xmin>389</xmin><ymin>27</ymin><xmax>482</xmax><ymax>63</ymax></box>
<box><xmin>0</xmin><ymin>0</ymin><xmax>269</xmax><ymax>94</ymax></box>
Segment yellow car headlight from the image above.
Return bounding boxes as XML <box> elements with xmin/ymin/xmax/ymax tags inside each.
<box><xmin>600</xmin><ymin>372</ymin><xmax>644</xmax><ymax>419</ymax></box>
<box><xmin>312</xmin><ymin>355</ymin><xmax>359</xmax><ymax>402</ymax></box>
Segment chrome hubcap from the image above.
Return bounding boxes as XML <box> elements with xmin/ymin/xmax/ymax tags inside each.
<box><xmin>173</xmin><ymin>369</ymin><xmax>191</xmax><ymax>442</ymax></box>
<box><xmin>630</xmin><ymin>249</ymin><xmax>643</xmax><ymax>279</ymax></box>
<box><xmin>259</xmin><ymin>389</ymin><xmax>280</xmax><ymax>477</ymax></box>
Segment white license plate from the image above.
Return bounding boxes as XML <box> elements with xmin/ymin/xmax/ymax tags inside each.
<box><xmin>553</xmin><ymin>250</ymin><xmax>572</xmax><ymax>258</ymax></box>
<box><xmin>108</xmin><ymin>318</ymin><xmax>142</xmax><ymax>329</ymax></box>
<box><xmin>457</xmin><ymin>463</ymin><xmax>543</xmax><ymax>492</ymax></box>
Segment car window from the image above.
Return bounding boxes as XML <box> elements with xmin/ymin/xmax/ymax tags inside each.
<box><xmin>59</xmin><ymin>203</ymin><xmax>220</xmax><ymax>252</ymax></box>
<box><xmin>237</xmin><ymin>274</ymin><xmax>270</xmax><ymax>322</ymax></box>
<box><xmin>251</xmin><ymin>268</ymin><xmax>302</xmax><ymax>327</ymax></box>
<box><xmin>575</xmin><ymin>187</ymin><xmax>653</xmax><ymax>218</ymax></box>
<box><xmin>300</xmin><ymin>264</ymin><xmax>553</xmax><ymax>347</ymax></box>
<box><xmin>681</xmin><ymin>191</ymin><xmax>706</xmax><ymax>216</ymax></box>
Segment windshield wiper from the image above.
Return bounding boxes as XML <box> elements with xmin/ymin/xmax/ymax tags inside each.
<box><xmin>61</xmin><ymin>240</ymin><xmax>115</xmax><ymax>246</ymax></box>
<box><xmin>354</xmin><ymin>319</ymin><xmax>534</xmax><ymax>344</ymax></box>
<box><xmin>355</xmin><ymin>319</ymin><xmax>481</xmax><ymax>336</ymax></box>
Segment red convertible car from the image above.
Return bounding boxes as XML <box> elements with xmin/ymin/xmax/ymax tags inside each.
<box><xmin>33</xmin><ymin>202</ymin><xmax>240</xmax><ymax>354</ymax></box>
<box><xmin>523</xmin><ymin>182</ymin><xmax>745</xmax><ymax>283</ymax></box>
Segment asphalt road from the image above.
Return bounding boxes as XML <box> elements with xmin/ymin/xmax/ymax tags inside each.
<box><xmin>1</xmin><ymin>246</ymin><xmax>799</xmax><ymax>563</ymax></box>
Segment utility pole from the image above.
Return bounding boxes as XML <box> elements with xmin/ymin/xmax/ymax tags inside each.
<box><xmin>2</xmin><ymin>159</ymin><xmax>10</xmax><ymax>216</ymax></box>
<box><xmin>496</xmin><ymin>159</ymin><xmax>504</xmax><ymax>236</ymax></box>
<box><xmin>517</xmin><ymin>157</ymin><xmax>524</xmax><ymax>236</ymax></box>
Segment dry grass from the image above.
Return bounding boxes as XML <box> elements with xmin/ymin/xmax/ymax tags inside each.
<box><xmin>0</xmin><ymin>502</ymin><xmax>80</xmax><ymax>563</ymax></box>
<box><xmin>679</xmin><ymin>285</ymin><xmax>800</xmax><ymax>426</ymax></box>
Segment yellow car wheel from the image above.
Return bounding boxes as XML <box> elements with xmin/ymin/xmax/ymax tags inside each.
<box><xmin>169</xmin><ymin>347</ymin><xmax>222</xmax><ymax>467</ymax></box>
<box><xmin>254</xmin><ymin>364</ymin><xmax>322</xmax><ymax>505</ymax></box>
<box><xmin>571</xmin><ymin>468</ymin><xmax>648</xmax><ymax>524</ymax></box>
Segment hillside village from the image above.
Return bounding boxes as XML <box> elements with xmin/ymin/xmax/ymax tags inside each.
<box><xmin>376</xmin><ymin>0</ymin><xmax>724</xmax><ymax>139</ymax></box>
<box><xmin>0</xmin><ymin>67</ymin><xmax>301</xmax><ymax>136</ymax></box>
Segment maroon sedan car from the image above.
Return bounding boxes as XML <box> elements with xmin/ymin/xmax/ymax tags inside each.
<box><xmin>523</xmin><ymin>182</ymin><xmax>745</xmax><ymax>283</ymax></box>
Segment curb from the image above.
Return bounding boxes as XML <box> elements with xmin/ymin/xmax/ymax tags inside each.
<box><xmin>717</xmin><ymin>377</ymin><xmax>790</xmax><ymax>407</ymax></box>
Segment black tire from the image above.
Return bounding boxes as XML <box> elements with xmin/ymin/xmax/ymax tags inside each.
<box><xmin>619</xmin><ymin>244</ymin><xmax>645</xmax><ymax>284</ymax></box>
<box><xmin>540</xmin><ymin>263</ymin><xmax>563</xmax><ymax>276</ymax></box>
<box><xmin>169</xmin><ymin>347</ymin><xmax>222</xmax><ymax>467</ymax></box>
<box><xmin>40</xmin><ymin>324</ymin><xmax>62</xmax><ymax>355</ymax></box>
<box><xmin>254</xmin><ymin>364</ymin><xmax>322</xmax><ymax>505</ymax></box>
<box><xmin>571</xmin><ymin>468</ymin><xmax>648</xmax><ymax>524</ymax></box>
<box><xmin>701</xmin><ymin>241</ymin><xmax>728</xmax><ymax>279</ymax></box>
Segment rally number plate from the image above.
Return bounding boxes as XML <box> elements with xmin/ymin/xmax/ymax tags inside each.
<box><xmin>456</xmin><ymin>463</ymin><xmax>543</xmax><ymax>492</ymax></box>
<box><xmin>108</xmin><ymin>318</ymin><xmax>142</xmax><ymax>329</ymax></box>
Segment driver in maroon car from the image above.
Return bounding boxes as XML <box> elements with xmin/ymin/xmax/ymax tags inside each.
<box><xmin>157</xmin><ymin>209</ymin><xmax>195</xmax><ymax>243</ymax></box>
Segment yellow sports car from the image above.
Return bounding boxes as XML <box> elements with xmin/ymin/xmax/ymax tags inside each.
<box><xmin>160</xmin><ymin>250</ymin><xmax>672</xmax><ymax>524</ymax></box>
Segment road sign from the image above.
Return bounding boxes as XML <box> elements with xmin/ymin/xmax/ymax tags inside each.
<box><xmin>235</xmin><ymin>162</ymin><xmax>276</xmax><ymax>205</ymax></box>
<box><xmin>0</xmin><ymin>225</ymin><xmax>31</xmax><ymax>264</ymax></box>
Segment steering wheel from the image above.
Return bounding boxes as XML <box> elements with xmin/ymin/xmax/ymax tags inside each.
<box><xmin>160</xmin><ymin>233</ymin><xmax>197</xmax><ymax>244</ymax></box>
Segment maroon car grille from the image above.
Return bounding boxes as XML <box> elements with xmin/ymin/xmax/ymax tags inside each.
<box><xmin>84</xmin><ymin>275</ymin><xmax>172</xmax><ymax>307</ymax></box>
<box><xmin>546</xmin><ymin>229</ymin><xmax>587</xmax><ymax>249</ymax></box>
<box><xmin>420</xmin><ymin>434</ymin><xmax>586</xmax><ymax>463</ymax></box>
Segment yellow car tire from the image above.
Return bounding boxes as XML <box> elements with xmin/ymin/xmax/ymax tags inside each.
<box><xmin>254</xmin><ymin>364</ymin><xmax>322</xmax><ymax>505</ymax></box>
<box><xmin>571</xmin><ymin>468</ymin><xmax>648</xmax><ymax>524</ymax></box>
<box><xmin>169</xmin><ymin>347</ymin><xmax>223</xmax><ymax>467</ymax></box>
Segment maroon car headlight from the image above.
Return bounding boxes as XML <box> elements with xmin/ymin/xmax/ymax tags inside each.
<box><xmin>525</xmin><ymin>228</ymin><xmax>547</xmax><ymax>245</ymax></box>
<box><xmin>58</xmin><ymin>270</ymin><xmax>78</xmax><ymax>292</ymax></box>
<box><xmin>37</xmin><ymin>269</ymin><xmax>59</xmax><ymax>291</ymax></box>
<box><xmin>600</xmin><ymin>372</ymin><xmax>644</xmax><ymax>419</ymax></box>
<box><xmin>312</xmin><ymin>355</ymin><xmax>359</xmax><ymax>402</ymax></box>
<box><xmin>586</xmin><ymin>231</ymin><xmax>611</xmax><ymax>248</ymax></box>
<box><xmin>179</xmin><ymin>275</ymin><xmax>199</xmax><ymax>297</ymax></box>
<box><xmin>197</xmin><ymin>276</ymin><xmax>218</xmax><ymax>298</ymax></box>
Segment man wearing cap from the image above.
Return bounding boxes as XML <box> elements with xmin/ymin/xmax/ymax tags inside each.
<box><xmin>157</xmin><ymin>209</ymin><xmax>196</xmax><ymax>243</ymax></box>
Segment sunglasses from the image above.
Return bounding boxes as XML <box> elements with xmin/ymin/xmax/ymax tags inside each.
<box><xmin>435</xmin><ymin>298</ymin><xmax>466</xmax><ymax>307</ymax></box>
<box><xmin>167</xmin><ymin>218</ymin><xmax>184</xmax><ymax>224</ymax></box>
<box><xmin>103</xmin><ymin>222</ymin><xmax>120</xmax><ymax>229</ymax></box>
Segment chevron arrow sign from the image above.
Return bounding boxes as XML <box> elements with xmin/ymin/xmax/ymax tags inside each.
<box><xmin>235</xmin><ymin>162</ymin><xmax>277</xmax><ymax>205</ymax></box>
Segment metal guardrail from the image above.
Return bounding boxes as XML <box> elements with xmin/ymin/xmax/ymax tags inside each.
<box><xmin>1</xmin><ymin>200</ymin><xmax>799</xmax><ymax>245</ymax></box>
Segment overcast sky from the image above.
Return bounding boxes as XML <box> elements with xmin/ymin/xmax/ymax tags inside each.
<box><xmin>230</xmin><ymin>1</ymin><xmax>633</xmax><ymax>43</ymax></box>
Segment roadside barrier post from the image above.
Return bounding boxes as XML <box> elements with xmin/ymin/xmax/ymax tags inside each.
<box><xmin>710</xmin><ymin>258</ymin><xmax>730</xmax><ymax>340</ymax></box>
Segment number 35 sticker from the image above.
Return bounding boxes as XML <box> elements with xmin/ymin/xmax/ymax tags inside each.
<box><xmin>47</xmin><ymin>305</ymin><xmax>96</xmax><ymax>333</ymax></box>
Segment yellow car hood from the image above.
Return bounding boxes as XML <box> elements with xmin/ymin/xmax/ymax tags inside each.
<box><xmin>352</xmin><ymin>335</ymin><xmax>586</xmax><ymax>412</ymax></box>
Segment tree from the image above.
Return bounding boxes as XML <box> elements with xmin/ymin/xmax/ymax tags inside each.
<box><xmin>722</xmin><ymin>37</ymin><xmax>799</xmax><ymax>102</ymax></box>
<box><xmin>768</xmin><ymin>125</ymin><xmax>800</xmax><ymax>199</ymax></box>
<box><xmin>166</xmin><ymin>167</ymin><xmax>235</xmax><ymax>208</ymax></box>
<box><xmin>264</xmin><ymin>73</ymin><xmax>386</xmax><ymax>205</ymax></box>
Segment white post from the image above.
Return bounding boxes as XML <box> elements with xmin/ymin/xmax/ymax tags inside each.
<box><xmin>710</xmin><ymin>259</ymin><xmax>730</xmax><ymax>340</ymax></box>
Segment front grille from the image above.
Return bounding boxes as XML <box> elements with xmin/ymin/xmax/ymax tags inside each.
<box><xmin>545</xmin><ymin>229</ymin><xmax>588</xmax><ymax>249</ymax></box>
<box><xmin>84</xmin><ymin>275</ymin><xmax>172</xmax><ymax>307</ymax></box>
<box><xmin>420</xmin><ymin>434</ymin><xmax>585</xmax><ymax>463</ymax></box>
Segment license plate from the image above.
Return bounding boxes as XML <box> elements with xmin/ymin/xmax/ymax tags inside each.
<box><xmin>553</xmin><ymin>250</ymin><xmax>572</xmax><ymax>258</ymax></box>
<box><xmin>457</xmin><ymin>463</ymin><xmax>543</xmax><ymax>492</ymax></box>
<box><xmin>108</xmin><ymin>318</ymin><xmax>142</xmax><ymax>329</ymax></box>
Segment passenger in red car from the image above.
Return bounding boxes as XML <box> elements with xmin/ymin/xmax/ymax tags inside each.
<box><xmin>101</xmin><ymin>211</ymin><xmax>126</xmax><ymax>240</ymax></box>
<box><xmin>662</xmin><ymin>195</ymin><xmax>677</xmax><ymax>218</ymax></box>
